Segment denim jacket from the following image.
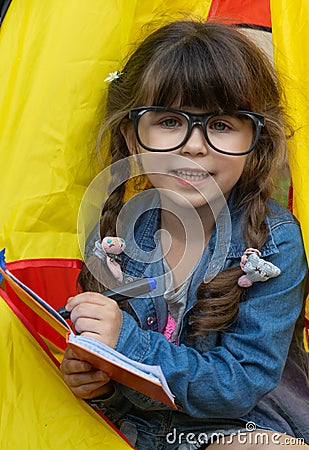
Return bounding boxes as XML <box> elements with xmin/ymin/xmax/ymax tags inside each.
<box><xmin>89</xmin><ymin>189</ymin><xmax>309</xmax><ymax>448</ymax></box>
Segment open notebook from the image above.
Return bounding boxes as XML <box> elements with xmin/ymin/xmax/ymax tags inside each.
<box><xmin>0</xmin><ymin>254</ymin><xmax>176</xmax><ymax>409</ymax></box>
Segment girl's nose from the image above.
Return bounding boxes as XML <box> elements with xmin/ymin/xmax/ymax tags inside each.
<box><xmin>179</xmin><ymin>125</ymin><xmax>209</xmax><ymax>156</ymax></box>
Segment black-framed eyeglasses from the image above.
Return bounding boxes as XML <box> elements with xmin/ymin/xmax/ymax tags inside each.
<box><xmin>129</xmin><ymin>106</ymin><xmax>265</xmax><ymax>156</ymax></box>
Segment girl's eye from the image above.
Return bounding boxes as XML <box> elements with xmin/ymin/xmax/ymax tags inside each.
<box><xmin>210</xmin><ymin>120</ymin><xmax>230</xmax><ymax>132</ymax></box>
<box><xmin>160</xmin><ymin>117</ymin><xmax>182</xmax><ymax>128</ymax></box>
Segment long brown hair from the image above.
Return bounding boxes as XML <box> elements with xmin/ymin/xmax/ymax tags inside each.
<box><xmin>78</xmin><ymin>20</ymin><xmax>290</xmax><ymax>334</ymax></box>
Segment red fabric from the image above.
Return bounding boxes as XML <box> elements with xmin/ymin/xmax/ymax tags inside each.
<box><xmin>207</xmin><ymin>0</ymin><xmax>271</xmax><ymax>28</ymax></box>
<box><xmin>288</xmin><ymin>182</ymin><xmax>294</xmax><ymax>212</ymax></box>
<box><xmin>0</xmin><ymin>286</ymin><xmax>60</xmax><ymax>366</ymax></box>
<box><xmin>4</xmin><ymin>258</ymin><xmax>82</xmax><ymax>351</ymax></box>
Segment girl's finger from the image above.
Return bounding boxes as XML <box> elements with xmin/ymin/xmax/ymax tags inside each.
<box><xmin>63</xmin><ymin>369</ymin><xmax>109</xmax><ymax>388</ymax></box>
<box><xmin>66</xmin><ymin>292</ymin><xmax>115</xmax><ymax>311</ymax></box>
<box><xmin>60</xmin><ymin>357</ymin><xmax>93</xmax><ymax>375</ymax></box>
<box><xmin>70</xmin><ymin>380</ymin><xmax>109</xmax><ymax>399</ymax></box>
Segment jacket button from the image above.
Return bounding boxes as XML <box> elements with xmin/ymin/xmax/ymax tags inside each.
<box><xmin>147</xmin><ymin>316</ymin><xmax>154</xmax><ymax>325</ymax></box>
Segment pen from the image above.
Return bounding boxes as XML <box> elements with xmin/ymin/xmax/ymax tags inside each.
<box><xmin>57</xmin><ymin>276</ymin><xmax>157</xmax><ymax>319</ymax></box>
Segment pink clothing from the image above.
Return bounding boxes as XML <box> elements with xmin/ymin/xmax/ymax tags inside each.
<box><xmin>163</xmin><ymin>314</ymin><xmax>178</xmax><ymax>343</ymax></box>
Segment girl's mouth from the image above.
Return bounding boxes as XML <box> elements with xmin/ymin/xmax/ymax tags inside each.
<box><xmin>169</xmin><ymin>169</ymin><xmax>211</xmax><ymax>183</ymax></box>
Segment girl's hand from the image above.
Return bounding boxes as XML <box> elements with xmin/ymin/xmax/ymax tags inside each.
<box><xmin>60</xmin><ymin>347</ymin><xmax>114</xmax><ymax>399</ymax></box>
<box><xmin>66</xmin><ymin>291</ymin><xmax>123</xmax><ymax>348</ymax></box>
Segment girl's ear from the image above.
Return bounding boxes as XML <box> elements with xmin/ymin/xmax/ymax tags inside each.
<box><xmin>120</xmin><ymin>120</ymin><xmax>138</xmax><ymax>155</ymax></box>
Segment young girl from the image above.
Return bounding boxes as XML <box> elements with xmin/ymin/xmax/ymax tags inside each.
<box><xmin>60</xmin><ymin>20</ymin><xmax>309</xmax><ymax>449</ymax></box>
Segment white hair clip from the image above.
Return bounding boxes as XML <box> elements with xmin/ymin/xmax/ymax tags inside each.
<box><xmin>104</xmin><ymin>71</ymin><xmax>123</xmax><ymax>82</ymax></box>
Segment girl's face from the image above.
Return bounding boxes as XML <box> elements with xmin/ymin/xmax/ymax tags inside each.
<box><xmin>122</xmin><ymin>107</ymin><xmax>249</xmax><ymax>210</ymax></box>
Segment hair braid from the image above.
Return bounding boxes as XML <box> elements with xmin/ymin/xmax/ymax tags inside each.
<box><xmin>190</xmin><ymin>186</ymin><xmax>271</xmax><ymax>336</ymax></box>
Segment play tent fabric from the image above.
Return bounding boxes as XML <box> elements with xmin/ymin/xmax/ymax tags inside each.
<box><xmin>271</xmin><ymin>0</ymin><xmax>309</xmax><ymax>323</ymax></box>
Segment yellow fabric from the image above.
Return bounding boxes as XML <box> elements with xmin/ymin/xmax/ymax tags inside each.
<box><xmin>0</xmin><ymin>0</ymin><xmax>211</xmax><ymax>263</ymax></box>
<box><xmin>0</xmin><ymin>298</ymin><xmax>132</xmax><ymax>449</ymax></box>
<box><xmin>271</xmin><ymin>0</ymin><xmax>309</xmax><ymax>317</ymax></box>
